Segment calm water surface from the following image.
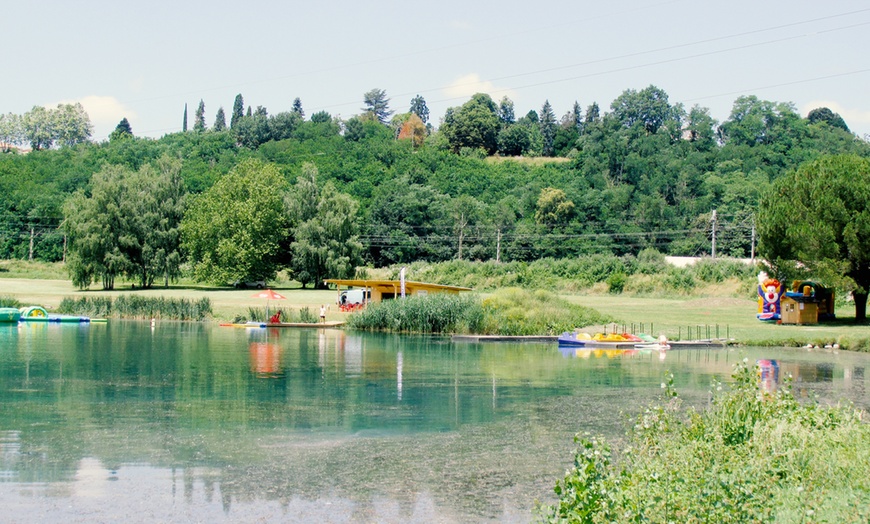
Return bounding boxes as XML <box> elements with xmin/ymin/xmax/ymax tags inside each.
<box><xmin>1</xmin><ymin>321</ymin><xmax>869</xmax><ymax>523</ymax></box>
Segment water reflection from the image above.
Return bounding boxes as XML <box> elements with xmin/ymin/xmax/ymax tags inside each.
<box><xmin>1</xmin><ymin>322</ymin><xmax>869</xmax><ymax>523</ymax></box>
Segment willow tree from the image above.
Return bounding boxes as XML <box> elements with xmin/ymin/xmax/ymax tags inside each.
<box><xmin>63</xmin><ymin>156</ymin><xmax>185</xmax><ymax>289</ymax></box>
<box><xmin>757</xmin><ymin>154</ymin><xmax>870</xmax><ymax>321</ymax></box>
<box><xmin>288</xmin><ymin>163</ymin><xmax>363</xmax><ymax>288</ymax></box>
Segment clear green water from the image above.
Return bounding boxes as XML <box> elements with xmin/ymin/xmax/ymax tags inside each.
<box><xmin>1</xmin><ymin>321</ymin><xmax>869</xmax><ymax>523</ymax></box>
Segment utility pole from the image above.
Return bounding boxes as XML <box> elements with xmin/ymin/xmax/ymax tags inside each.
<box><xmin>750</xmin><ymin>219</ymin><xmax>756</xmax><ymax>264</ymax></box>
<box><xmin>711</xmin><ymin>209</ymin><xmax>717</xmax><ymax>259</ymax></box>
<box><xmin>496</xmin><ymin>228</ymin><xmax>501</xmax><ymax>263</ymax></box>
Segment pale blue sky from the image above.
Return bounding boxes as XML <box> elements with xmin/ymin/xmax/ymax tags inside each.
<box><xmin>6</xmin><ymin>0</ymin><xmax>868</xmax><ymax>141</ymax></box>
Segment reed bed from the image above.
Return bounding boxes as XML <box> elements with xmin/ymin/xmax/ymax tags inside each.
<box><xmin>347</xmin><ymin>288</ymin><xmax>613</xmax><ymax>335</ymax></box>
<box><xmin>347</xmin><ymin>293</ymin><xmax>484</xmax><ymax>334</ymax></box>
<box><xmin>58</xmin><ymin>295</ymin><xmax>212</xmax><ymax>321</ymax></box>
<box><xmin>239</xmin><ymin>306</ymin><xmax>318</xmax><ymax>324</ymax></box>
<box><xmin>0</xmin><ymin>295</ymin><xmax>21</xmax><ymax>308</ymax></box>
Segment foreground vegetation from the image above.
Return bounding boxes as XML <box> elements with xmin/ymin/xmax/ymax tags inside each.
<box><xmin>539</xmin><ymin>362</ymin><xmax>870</xmax><ymax>523</ymax></box>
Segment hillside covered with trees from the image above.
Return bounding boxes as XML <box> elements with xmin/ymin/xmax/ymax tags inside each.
<box><xmin>0</xmin><ymin>87</ymin><xmax>866</xmax><ymax>290</ymax></box>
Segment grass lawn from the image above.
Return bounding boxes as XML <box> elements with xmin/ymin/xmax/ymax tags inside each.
<box><xmin>0</xmin><ymin>277</ymin><xmax>340</xmax><ymax>321</ymax></box>
<box><xmin>571</xmin><ymin>293</ymin><xmax>870</xmax><ymax>349</ymax></box>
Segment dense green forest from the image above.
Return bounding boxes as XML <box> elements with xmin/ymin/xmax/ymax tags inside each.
<box><xmin>0</xmin><ymin>87</ymin><xmax>866</xmax><ymax>289</ymax></box>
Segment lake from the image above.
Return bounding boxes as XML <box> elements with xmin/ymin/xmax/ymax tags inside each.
<box><xmin>1</xmin><ymin>321</ymin><xmax>868</xmax><ymax>523</ymax></box>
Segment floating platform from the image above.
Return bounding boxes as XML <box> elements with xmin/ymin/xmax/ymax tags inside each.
<box><xmin>0</xmin><ymin>307</ymin><xmax>21</xmax><ymax>323</ymax></box>
<box><xmin>16</xmin><ymin>305</ymin><xmax>104</xmax><ymax>324</ymax></box>
<box><xmin>667</xmin><ymin>339</ymin><xmax>729</xmax><ymax>349</ymax></box>
<box><xmin>220</xmin><ymin>321</ymin><xmax>346</xmax><ymax>329</ymax></box>
<box><xmin>21</xmin><ymin>315</ymin><xmax>95</xmax><ymax>323</ymax></box>
<box><xmin>451</xmin><ymin>335</ymin><xmax>558</xmax><ymax>343</ymax></box>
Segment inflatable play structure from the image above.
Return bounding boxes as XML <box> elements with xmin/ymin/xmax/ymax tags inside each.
<box><xmin>756</xmin><ymin>272</ymin><xmax>783</xmax><ymax>321</ymax></box>
<box><xmin>756</xmin><ymin>272</ymin><xmax>835</xmax><ymax>324</ymax></box>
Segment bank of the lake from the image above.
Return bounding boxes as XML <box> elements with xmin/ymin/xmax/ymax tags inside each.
<box><xmin>1</xmin><ymin>274</ymin><xmax>868</xmax><ymax>349</ymax></box>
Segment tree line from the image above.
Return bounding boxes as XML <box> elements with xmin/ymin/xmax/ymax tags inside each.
<box><xmin>0</xmin><ymin>85</ymin><xmax>867</xmax><ymax>293</ymax></box>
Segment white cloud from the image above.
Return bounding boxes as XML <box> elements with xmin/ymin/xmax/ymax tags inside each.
<box><xmin>52</xmin><ymin>95</ymin><xmax>136</xmax><ymax>140</ymax></box>
<box><xmin>443</xmin><ymin>74</ymin><xmax>516</xmax><ymax>101</ymax></box>
<box><xmin>801</xmin><ymin>100</ymin><xmax>870</xmax><ymax>129</ymax></box>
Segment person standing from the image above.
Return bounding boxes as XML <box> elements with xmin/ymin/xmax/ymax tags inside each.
<box><xmin>320</xmin><ymin>305</ymin><xmax>327</xmax><ymax>323</ymax></box>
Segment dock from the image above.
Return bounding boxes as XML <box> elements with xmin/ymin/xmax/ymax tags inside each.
<box><xmin>220</xmin><ymin>321</ymin><xmax>346</xmax><ymax>328</ymax></box>
<box><xmin>451</xmin><ymin>335</ymin><xmax>558</xmax><ymax>343</ymax></box>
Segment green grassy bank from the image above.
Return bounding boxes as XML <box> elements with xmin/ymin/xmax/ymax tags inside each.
<box><xmin>2</xmin><ymin>260</ymin><xmax>867</xmax><ymax>349</ymax></box>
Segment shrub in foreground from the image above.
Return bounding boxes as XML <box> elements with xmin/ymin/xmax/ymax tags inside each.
<box><xmin>539</xmin><ymin>361</ymin><xmax>870</xmax><ymax>523</ymax></box>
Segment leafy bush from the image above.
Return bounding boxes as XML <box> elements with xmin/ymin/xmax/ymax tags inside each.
<box><xmin>605</xmin><ymin>272</ymin><xmax>627</xmax><ymax>294</ymax></box>
<box><xmin>539</xmin><ymin>361</ymin><xmax>870</xmax><ymax>523</ymax></box>
<box><xmin>382</xmin><ymin>254</ymin><xmax>759</xmax><ymax>298</ymax></box>
<box><xmin>691</xmin><ymin>258</ymin><xmax>756</xmax><ymax>283</ymax></box>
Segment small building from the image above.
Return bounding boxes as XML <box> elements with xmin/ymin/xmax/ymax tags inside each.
<box><xmin>781</xmin><ymin>295</ymin><xmax>819</xmax><ymax>325</ymax></box>
<box><xmin>779</xmin><ymin>281</ymin><xmax>835</xmax><ymax>325</ymax></box>
<box><xmin>323</xmin><ymin>279</ymin><xmax>472</xmax><ymax>306</ymax></box>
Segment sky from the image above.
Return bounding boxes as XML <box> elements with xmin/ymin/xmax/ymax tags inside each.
<box><xmin>5</xmin><ymin>0</ymin><xmax>869</xmax><ymax>141</ymax></box>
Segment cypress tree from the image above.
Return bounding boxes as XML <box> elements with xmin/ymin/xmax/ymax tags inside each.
<box><xmin>231</xmin><ymin>94</ymin><xmax>244</xmax><ymax>129</ymax></box>
<box><xmin>182</xmin><ymin>103</ymin><xmax>188</xmax><ymax>132</ymax></box>
<box><xmin>214</xmin><ymin>107</ymin><xmax>227</xmax><ymax>131</ymax></box>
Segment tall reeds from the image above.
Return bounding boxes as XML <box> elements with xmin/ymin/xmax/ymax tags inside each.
<box><xmin>347</xmin><ymin>293</ymin><xmax>484</xmax><ymax>334</ymax></box>
<box><xmin>0</xmin><ymin>295</ymin><xmax>21</xmax><ymax>308</ymax></box>
<box><xmin>58</xmin><ymin>295</ymin><xmax>212</xmax><ymax>321</ymax></box>
<box><xmin>347</xmin><ymin>288</ymin><xmax>612</xmax><ymax>335</ymax></box>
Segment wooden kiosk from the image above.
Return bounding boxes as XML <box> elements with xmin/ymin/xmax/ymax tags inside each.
<box><xmin>324</xmin><ymin>278</ymin><xmax>472</xmax><ymax>307</ymax></box>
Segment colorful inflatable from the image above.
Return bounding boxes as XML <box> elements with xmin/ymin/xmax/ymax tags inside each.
<box><xmin>757</xmin><ymin>271</ymin><xmax>782</xmax><ymax>321</ymax></box>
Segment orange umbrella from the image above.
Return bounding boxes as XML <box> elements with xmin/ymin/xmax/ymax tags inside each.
<box><xmin>251</xmin><ymin>289</ymin><xmax>286</xmax><ymax>319</ymax></box>
<box><xmin>251</xmin><ymin>289</ymin><xmax>286</xmax><ymax>300</ymax></box>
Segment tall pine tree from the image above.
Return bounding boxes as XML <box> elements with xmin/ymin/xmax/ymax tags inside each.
<box><xmin>213</xmin><ymin>107</ymin><xmax>227</xmax><ymax>131</ymax></box>
<box><xmin>540</xmin><ymin>100</ymin><xmax>557</xmax><ymax>157</ymax></box>
<box><xmin>193</xmin><ymin>100</ymin><xmax>206</xmax><ymax>132</ymax></box>
<box><xmin>292</xmin><ymin>97</ymin><xmax>304</xmax><ymax>118</ymax></box>
<box><xmin>409</xmin><ymin>95</ymin><xmax>429</xmax><ymax>124</ymax></box>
